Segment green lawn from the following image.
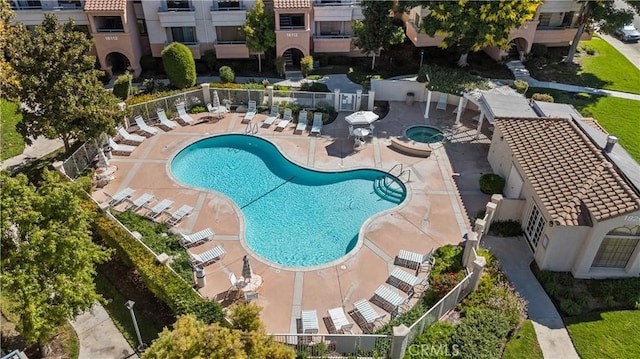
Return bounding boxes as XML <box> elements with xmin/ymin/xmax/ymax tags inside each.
<box><xmin>502</xmin><ymin>320</ymin><xmax>543</xmax><ymax>359</ymax></box>
<box><xmin>528</xmin><ymin>88</ymin><xmax>640</xmax><ymax>163</ymax></box>
<box><xmin>1</xmin><ymin>99</ymin><xmax>25</xmax><ymax>160</ymax></box>
<box><xmin>565</xmin><ymin>310</ymin><xmax>640</xmax><ymax>359</ymax></box>
<box><xmin>578</xmin><ymin>37</ymin><xmax>640</xmax><ymax>94</ymax></box>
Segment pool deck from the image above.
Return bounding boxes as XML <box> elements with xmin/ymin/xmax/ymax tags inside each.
<box><xmin>93</xmin><ymin>101</ymin><xmax>492</xmax><ymax>334</ymax></box>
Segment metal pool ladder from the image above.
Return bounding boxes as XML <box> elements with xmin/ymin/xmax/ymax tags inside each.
<box><xmin>245</xmin><ymin>121</ymin><xmax>259</xmax><ymax>135</ymax></box>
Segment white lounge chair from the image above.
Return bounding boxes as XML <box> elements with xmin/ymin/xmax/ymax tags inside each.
<box><xmin>301</xmin><ymin>310</ymin><xmax>319</xmax><ymax>334</ymax></box>
<box><xmin>436</xmin><ymin>93</ymin><xmax>448</xmax><ymax>111</ymax></box>
<box><xmin>127</xmin><ymin>193</ymin><xmax>154</xmax><ymax>212</ymax></box>
<box><xmin>311</xmin><ymin>112</ymin><xmax>323</xmax><ymax>135</ymax></box>
<box><xmin>190</xmin><ymin>245</ymin><xmax>226</xmax><ymax>267</ymax></box>
<box><xmin>352</xmin><ymin>299</ymin><xmax>385</xmax><ymax>333</ymax></box>
<box><xmin>144</xmin><ymin>199</ymin><xmax>173</xmax><ymax>220</ymax></box>
<box><xmin>395</xmin><ymin>248</ymin><xmax>435</xmax><ymax>271</ymax></box>
<box><xmin>133</xmin><ymin>115</ymin><xmax>159</xmax><ymax>136</ymax></box>
<box><xmin>372</xmin><ymin>285</ymin><xmax>407</xmax><ymax>318</ymax></box>
<box><xmin>295</xmin><ymin>110</ymin><xmax>308</xmax><ymax>133</ymax></box>
<box><xmin>106</xmin><ymin>187</ymin><xmax>135</xmax><ymax>206</ymax></box>
<box><xmin>176</xmin><ymin>103</ymin><xmax>195</xmax><ymax>125</ymax></box>
<box><xmin>225</xmin><ymin>272</ymin><xmax>243</xmax><ymax>300</ymax></box>
<box><xmin>243</xmin><ymin>101</ymin><xmax>257</xmax><ymax>123</ymax></box>
<box><xmin>207</xmin><ymin>102</ymin><xmax>227</xmax><ymax>119</ymax></box>
<box><xmin>180</xmin><ymin>228</ymin><xmax>215</xmax><ymax>248</ymax></box>
<box><xmin>156</xmin><ymin>109</ymin><xmax>178</xmax><ymax>130</ymax></box>
<box><xmin>262</xmin><ymin>105</ymin><xmax>280</xmax><ymax>127</ymax></box>
<box><xmin>166</xmin><ymin>204</ymin><xmax>193</xmax><ymax>226</ymax></box>
<box><xmin>328</xmin><ymin>307</ymin><xmax>354</xmax><ymax>334</ymax></box>
<box><xmin>117</xmin><ymin>127</ymin><xmax>145</xmax><ymax>145</ymax></box>
<box><xmin>276</xmin><ymin>109</ymin><xmax>292</xmax><ymax>130</ymax></box>
<box><xmin>108</xmin><ymin>138</ymin><xmax>136</xmax><ymax>156</ymax></box>
<box><xmin>388</xmin><ymin>267</ymin><xmax>423</xmax><ymax>294</ymax></box>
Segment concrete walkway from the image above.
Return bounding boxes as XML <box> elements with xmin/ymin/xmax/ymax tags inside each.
<box><xmin>481</xmin><ymin>236</ymin><xmax>580</xmax><ymax>359</ymax></box>
<box><xmin>0</xmin><ymin>137</ymin><xmax>64</xmax><ymax>171</ymax></box>
<box><xmin>70</xmin><ymin>303</ymin><xmax>138</xmax><ymax>359</ymax></box>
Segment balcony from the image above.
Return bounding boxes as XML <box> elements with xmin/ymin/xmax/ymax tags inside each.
<box><xmin>158</xmin><ymin>5</ymin><xmax>196</xmax><ymax>27</ymax></box>
<box><xmin>210</xmin><ymin>2</ymin><xmax>246</xmax><ymax>26</ymax></box>
<box><xmin>214</xmin><ymin>42</ymin><xmax>250</xmax><ymax>58</ymax></box>
<box><xmin>534</xmin><ymin>26</ymin><xmax>590</xmax><ymax>45</ymax></box>
<box><xmin>313</xmin><ymin>35</ymin><xmax>353</xmax><ymax>53</ymax></box>
<box><xmin>405</xmin><ymin>21</ymin><xmax>445</xmax><ymax>47</ymax></box>
<box><xmin>211</xmin><ymin>1</ymin><xmax>246</xmax><ymax>11</ymax></box>
<box><xmin>313</xmin><ymin>1</ymin><xmax>360</xmax><ymax>21</ymax></box>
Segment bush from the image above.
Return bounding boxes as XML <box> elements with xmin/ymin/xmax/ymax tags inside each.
<box><xmin>513</xmin><ymin>79</ymin><xmax>529</xmax><ymax>95</ymax></box>
<box><xmin>452</xmin><ymin>308</ymin><xmax>511</xmax><ymax>359</ymax></box>
<box><xmin>275</xmin><ymin>56</ymin><xmax>285</xmax><ymax>77</ymax></box>
<box><xmin>300</xmin><ymin>55</ymin><xmax>314</xmax><ymax>77</ymax></box>
<box><xmin>162</xmin><ymin>42</ymin><xmax>197</xmax><ymax>89</ymax></box>
<box><xmin>530</xmin><ymin>44</ymin><xmax>548</xmax><ymax>58</ymax></box>
<box><xmin>560</xmin><ymin>299</ymin><xmax>583</xmax><ymax>316</ymax></box>
<box><xmin>139</xmin><ymin>55</ymin><xmax>157</xmax><ymax>73</ymax></box>
<box><xmin>532</xmin><ymin>92</ymin><xmax>554</xmax><ymax>103</ymax></box>
<box><xmin>488</xmin><ymin>220</ymin><xmax>524</xmax><ymax>237</ymax></box>
<box><xmin>479</xmin><ymin>173</ymin><xmax>505</xmax><ymax>195</ymax></box>
<box><xmin>142</xmin><ymin>78</ymin><xmax>165</xmax><ymax>94</ymax></box>
<box><xmin>406</xmin><ymin>323</ymin><xmax>456</xmax><ymax>358</ymax></box>
<box><xmin>189</xmin><ymin>105</ymin><xmax>206</xmax><ymax>114</ymax></box>
<box><xmin>299</xmin><ymin>82</ymin><xmax>330</xmax><ymax>93</ymax></box>
<box><xmin>219</xmin><ymin>66</ymin><xmax>235</xmax><ymax>83</ymax></box>
<box><xmin>113</xmin><ymin>74</ymin><xmax>132</xmax><ymax>100</ymax></box>
<box><xmin>430</xmin><ymin>273</ymin><xmax>461</xmax><ymax>299</ymax></box>
<box><xmin>202</xmin><ymin>49</ymin><xmax>217</xmax><ymax>73</ymax></box>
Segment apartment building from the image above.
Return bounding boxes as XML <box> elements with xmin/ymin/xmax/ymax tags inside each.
<box><xmin>9</xmin><ymin>0</ymin><xmax>589</xmax><ymax>76</ymax></box>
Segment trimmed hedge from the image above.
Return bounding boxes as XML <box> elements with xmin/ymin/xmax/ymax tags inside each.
<box><xmin>113</xmin><ymin>74</ymin><xmax>132</xmax><ymax>100</ymax></box>
<box><xmin>479</xmin><ymin>173</ymin><xmax>505</xmax><ymax>195</ymax></box>
<box><xmin>219</xmin><ymin>66</ymin><xmax>235</xmax><ymax>83</ymax></box>
<box><xmin>94</xmin><ymin>214</ymin><xmax>223</xmax><ymax>324</ymax></box>
<box><xmin>162</xmin><ymin>42</ymin><xmax>197</xmax><ymax>89</ymax></box>
<box><xmin>532</xmin><ymin>93</ymin><xmax>554</xmax><ymax>103</ymax></box>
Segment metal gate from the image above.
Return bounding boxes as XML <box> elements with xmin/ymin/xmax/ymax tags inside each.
<box><xmin>340</xmin><ymin>93</ymin><xmax>356</xmax><ymax>111</ymax></box>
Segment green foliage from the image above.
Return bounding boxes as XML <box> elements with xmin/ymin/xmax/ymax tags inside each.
<box><xmin>353</xmin><ymin>0</ymin><xmax>405</xmax><ymax>69</ymax></box>
<box><xmin>139</xmin><ymin>55</ymin><xmax>157</xmax><ymax>73</ymax></box>
<box><xmin>479</xmin><ymin>173</ymin><xmax>505</xmax><ymax>195</ymax></box>
<box><xmin>405</xmin><ymin>323</ymin><xmax>456</xmax><ymax>359</ymax></box>
<box><xmin>202</xmin><ymin>49</ymin><xmax>217</xmax><ymax>73</ymax></box>
<box><xmin>5</xmin><ymin>13</ymin><xmax>120</xmax><ymax>151</ymax></box>
<box><xmin>219</xmin><ymin>66</ymin><xmax>235</xmax><ymax>83</ymax></box>
<box><xmin>488</xmin><ymin>220</ymin><xmax>524</xmax><ymax>237</ymax></box>
<box><xmin>113</xmin><ymin>74</ymin><xmax>132</xmax><ymax>100</ymax></box>
<box><xmin>502</xmin><ymin>320</ymin><xmax>543</xmax><ymax>359</ymax></box>
<box><xmin>0</xmin><ymin>99</ymin><xmax>25</xmax><ymax>160</ymax></box>
<box><xmin>0</xmin><ymin>170</ymin><xmax>112</xmax><ymax>345</ymax></box>
<box><xmin>161</xmin><ymin>42</ymin><xmax>196</xmax><ymax>89</ymax></box>
<box><xmin>189</xmin><ymin>106</ymin><xmax>206</xmax><ymax>114</ymax></box>
<box><xmin>565</xmin><ymin>310</ymin><xmax>640</xmax><ymax>359</ymax></box>
<box><xmin>430</xmin><ymin>273</ymin><xmax>461</xmax><ymax>299</ymax></box>
<box><xmin>275</xmin><ymin>56</ymin><xmax>285</xmax><ymax>77</ymax></box>
<box><xmin>531</xmin><ymin>93</ymin><xmax>554</xmax><ymax>103</ymax></box>
<box><xmin>417</xmin><ymin>66</ymin><xmax>429</xmax><ymax>83</ymax></box>
<box><xmin>452</xmin><ymin>308</ymin><xmax>512</xmax><ymax>359</ymax></box>
<box><xmin>430</xmin><ymin>244</ymin><xmax>464</xmax><ymax>277</ymax></box>
<box><xmin>529</xmin><ymin>44</ymin><xmax>548</xmax><ymax>58</ymax></box>
<box><xmin>299</xmin><ymin>82</ymin><xmax>329</xmax><ymax>93</ymax></box>
<box><xmin>300</xmin><ymin>55</ymin><xmax>314</xmax><ymax>77</ymax></box>
<box><xmin>560</xmin><ymin>299</ymin><xmax>584</xmax><ymax>316</ymax></box>
<box><xmin>513</xmin><ymin>79</ymin><xmax>529</xmax><ymax>95</ymax></box>
<box><xmin>243</xmin><ymin>0</ymin><xmax>275</xmax><ymax>72</ymax></box>
<box><xmin>422</xmin><ymin>64</ymin><xmax>490</xmax><ymax>93</ymax></box>
<box><xmin>462</xmin><ymin>281</ymin><xmax>527</xmax><ymax>330</ymax></box>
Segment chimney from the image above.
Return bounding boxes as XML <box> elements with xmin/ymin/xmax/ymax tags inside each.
<box><xmin>604</xmin><ymin>135</ymin><xmax>618</xmax><ymax>153</ymax></box>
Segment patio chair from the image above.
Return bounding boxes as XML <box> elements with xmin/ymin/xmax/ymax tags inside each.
<box><xmin>301</xmin><ymin>310</ymin><xmax>319</xmax><ymax>334</ymax></box>
<box><xmin>144</xmin><ymin>199</ymin><xmax>173</xmax><ymax>220</ymax></box>
<box><xmin>166</xmin><ymin>204</ymin><xmax>193</xmax><ymax>226</ymax></box>
<box><xmin>190</xmin><ymin>245</ymin><xmax>226</xmax><ymax>267</ymax></box>
<box><xmin>133</xmin><ymin>115</ymin><xmax>159</xmax><ymax>137</ymax></box>
<box><xmin>106</xmin><ymin>187</ymin><xmax>135</xmax><ymax>206</ymax></box>
<box><xmin>295</xmin><ymin>110</ymin><xmax>308</xmax><ymax>133</ymax></box>
<box><xmin>243</xmin><ymin>101</ymin><xmax>257</xmax><ymax>123</ymax></box>
<box><xmin>117</xmin><ymin>127</ymin><xmax>145</xmax><ymax>145</ymax></box>
<box><xmin>179</xmin><ymin>228</ymin><xmax>215</xmax><ymax>248</ymax></box>
<box><xmin>207</xmin><ymin>102</ymin><xmax>228</xmax><ymax>119</ymax></box>
<box><xmin>348</xmin><ymin>125</ymin><xmax>355</xmax><ymax>138</ymax></box>
<box><xmin>127</xmin><ymin>193</ymin><xmax>155</xmax><ymax>212</ymax></box>
<box><xmin>156</xmin><ymin>108</ymin><xmax>178</xmax><ymax>130</ymax></box>
<box><xmin>244</xmin><ymin>291</ymin><xmax>259</xmax><ymax>304</ymax></box>
<box><xmin>328</xmin><ymin>307</ymin><xmax>354</xmax><ymax>334</ymax></box>
<box><xmin>311</xmin><ymin>112</ymin><xmax>323</xmax><ymax>135</ymax></box>
<box><xmin>262</xmin><ymin>105</ymin><xmax>280</xmax><ymax>127</ymax></box>
<box><xmin>224</xmin><ymin>272</ymin><xmax>243</xmax><ymax>300</ymax></box>
<box><xmin>387</xmin><ymin>267</ymin><xmax>422</xmax><ymax>294</ymax></box>
<box><xmin>108</xmin><ymin>138</ymin><xmax>136</xmax><ymax>156</ymax></box>
<box><xmin>276</xmin><ymin>109</ymin><xmax>292</xmax><ymax>130</ymax></box>
<box><xmin>372</xmin><ymin>285</ymin><xmax>407</xmax><ymax>318</ymax></box>
<box><xmin>395</xmin><ymin>248</ymin><xmax>435</xmax><ymax>272</ymax></box>
<box><xmin>354</xmin><ymin>137</ymin><xmax>366</xmax><ymax>150</ymax></box>
<box><xmin>176</xmin><ymin>103</ymin><xmax>195</xmax><ymax>125</ymax></box>
<box><xmin>351</xmin><ymin>299</ymin><xmax>386</xmax><ymax>333</ymax></box>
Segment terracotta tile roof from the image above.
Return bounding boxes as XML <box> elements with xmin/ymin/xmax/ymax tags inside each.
<box><xmin>274</xmin><ymin>0</ymin><xmax>312</xmax><ymax>9</ymax></box>
<box><xmin>84</xmin><ymin>0</ymin><xmax>126</xmax><ymax>11</ymax></box>
<box><xmin>495</xmin><ymin>117</ymin><xmax>640</xmax><ymax>226</ymax></box>
<box><xmin>579</xmin><ymin>118</ymin><xmax>608</xmax><ymax>134</ymax></box>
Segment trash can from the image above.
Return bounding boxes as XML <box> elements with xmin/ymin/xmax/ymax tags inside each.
<box><xmin>406</xmin><ymin>92</ymin><xmax>415</xmax><ymax>106</ymax></box>
<box><xmin>103</xmin><ymin>145</ymin><xmax>113</xmax><ymax>160</ymax></box>
<box><xmin>195</xmin><ymin>266</ymin><xmax>206</xmax><ymax>288</ymax></box>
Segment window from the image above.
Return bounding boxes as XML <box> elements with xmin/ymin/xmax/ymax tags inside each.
<box><xmin>538</xmin><ymin>13</ymin><xmax>552</xmax><ymax>28</ymax></box>
<box><xmin>592</xmin><ymin>227</ymin><xmax>640</xmax><ymax>268</ymax></box>
<box><xmin>137</xmin><ymin>19</ymin><xmax>148</xmax><ymax>36</ymax></box>
<box><xmin>95</xmin><ymin>16</ymin><xmax>124</xmax><ymax>32</ymax></box>
<box><xmin>58</xmin><ymin>0</ymin><xmax>82</xmax><ymax>8</ymax></box>
<box><xmin>562</xmin><ymin>11</ymin><xmax>575</xmax><ymax>27</ymax></box>
<box><xmin>217</xmin><ymin>0</ymin><xmax>241</xmax><ymax>10</ymax></box>
<box><xmin>166</xmin><ymin>0</ymin><xmax>190</xmax><ymax>10</ymax></box>
<box><xmin>216</xmin><ymin>26</ymin><xmax>244</xmax><ymax>43</ymax></box>
<box><xmin>318</xmin><ymin>22</ymin><xmax>343</xmax><ymax>36</ymax></box>
<box><xmin>280</xmin><ymin>14</ymin><xmax>305</xmax><ymax>29</ymax></box>
<box><xmin>524</xmin><ymin>204</ymin><xmax>545</xmax><ymax>251</ymax></box>
<box><xmin>170</xmin><ymin>27</ymin><xmax>196</xmax><ymax>44</ymax></box>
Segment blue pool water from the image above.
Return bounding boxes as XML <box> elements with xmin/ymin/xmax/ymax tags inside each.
<box><xmin>170</xmin><ymin>134</ymin><xmax>406</xmax><ymax>267</ymax></box>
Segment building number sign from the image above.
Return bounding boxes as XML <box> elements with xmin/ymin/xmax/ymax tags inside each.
<box><xmin>105</xmin><ymin>36</ymin><xmax>119</xmax><ymax>41</ymax></box>
<box><xmin>286</xmin><ymin>33</ymin><xmax>298</xmax><ymax>38</ymax></box>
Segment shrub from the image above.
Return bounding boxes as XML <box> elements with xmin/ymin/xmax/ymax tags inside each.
<box><xmin>488</xmin><ymin>220</ymin><xmax>524</xmax><ymax>237</ymax></box>
<box><xmin>513</xmin><ymin>79</ymin><xmax>529</xmax><ymax>95</ymax></box>
<box><xmin>139</xmin><ymin>55</ymin><xmax>157</xmax><ymax>73</ymax></box>
<box><xmin>430</xmin><ymin>273</ymin><xmax>461</xmax><ymax>299</ymax></box>
<box><xmin>219</xmin><ymin>66</ymin><xmax>235</xmax><ymax>83</ymax></box>
<box><xmin>189</xmin><ymin>105</ymin><xmax>206</xmax><ymax>114</ymax></box>
<box><xmin>210</xmin><ymin>82</ymin><xmax>243</xmax><ymax>89</ymax></box>
<box><xmin>202</xmin><ymin>49</ymin><xmax>217</xmax><ymax>73</ymax></box>
<box><xmin>530</xmin><ymin>44</ymin><xmax>548</xmax><ymax>58</ymax></box>
<box><xmin>479</xmin><ymin>173</ymin><xmax>505</xmax><ymax>195</ymax></box>
<box><xmin>275</xmin><ymin>56</ymin><xmax>286</xmax><ymax>77</ymax></box>
<box><xmin>112</xmin><ymin>74</ymin><xmax>132</xmax><ymax>100</ymax></box>
<box><xmin>406</xmin><ymin>323</ymin><xmax>456</xmax><ymax>358</ymax></box>
<box><xmin>423</xmin><ymin>64</ymin><xmax>491</xmax><ymax>93</ymax></box>
<box><xmin>532</xmin><ymin>92</ymin><xmax>554</xmax><ymax>103</ymax></box>
<box><xmin>162</xmin><ymin>42</ymin><xmax>197</xmax><ymax>89</ymax></box>
<box><xmin>430</xmin><ymin>244</ymin><xmax>464</xmax><ymax>277</ymax></box>
<box><xmin>452</xmin><ymin>308</ymin><xmax>511</xmax><ymax>359</ymax></box>
<box><xmin>142</xmin><ymin>78</ymin><xmax>165</xmax><ymax>94</ymax></box>
<box><xmin>579</xmin><ymin>44</ymin><xmax>597</xmax><ymax>56</ymax></box>
<box><xmin>273</xmin><ymin>84</ymin><xmax>289</xmax><ymax>91</ymax></box>
<box><xmin>300</xmin><ymin>55</ymin><xmax>314</xmax><ymax>77</ymax></box>
<box><xmin>300</xmin><ymin>82</ymin><xmax>330</xmax><ymax>93</ymax></box>
<box><xmin>560</xmin><ymin>299</ymin><xmax>583</xmax><ymax>316</ymax></box>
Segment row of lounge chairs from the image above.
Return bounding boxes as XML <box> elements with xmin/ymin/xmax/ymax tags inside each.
<box><xmin>256</xmin><ymin>105</ymin><xmax>323</xmax><ymax>134</ymax></box>
<box><xmin>105</xmin><ymin>188</ymin><xmax>193</xmax><ymax>226</ymax></box>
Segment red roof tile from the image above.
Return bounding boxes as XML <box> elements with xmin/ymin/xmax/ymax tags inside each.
<box><xmin>84</xmin><ymin>0</ymin><xmax>126</xmax><ymax>11</ymax></box>
<box><xmin>274</xmin><ymin>0</ymin><xmax>312</xmax><ymax>9</ymax></box>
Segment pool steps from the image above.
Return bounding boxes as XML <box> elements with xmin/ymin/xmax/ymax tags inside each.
<box><xmin>373</xmin><ymin>176</ymin><xmax>405</xmax><ymax>204</ymax></box>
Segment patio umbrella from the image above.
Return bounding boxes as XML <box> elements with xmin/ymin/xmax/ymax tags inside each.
<box><xmin>212</xmin><ymin>90</ymin><xmax>221</xmax><ymax>108</ymax></box>
<box><xmin>242</xmin><ymin>255</ymin><xmax>253</xmax><ymax>281</ymax></box>
<box><xmin>345</xmin><ymin>111</ymin><xmax>379</xmax><ymax>126</ymax></box>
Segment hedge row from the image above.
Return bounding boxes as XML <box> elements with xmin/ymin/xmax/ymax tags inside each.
<box><xmin>94</xmin><ymin>214</ymin><xmax>224</xmax><ymax>324</ymax></box>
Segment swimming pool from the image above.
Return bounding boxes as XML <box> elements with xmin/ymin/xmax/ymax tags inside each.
<box><xmin>405</xmin><ymin>125</ymin><xmax>445</xmax><ymax>144</ymax></box>
<box><xmin>170</xmin><ymin>134</ymin><xmax>406</xmax><ymax>267</ymax></box>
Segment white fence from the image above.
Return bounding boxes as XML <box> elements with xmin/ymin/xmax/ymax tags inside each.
<box><xmin>271</xmin><ymin>333</ymin><xmax>392</xmax><ymax>358</ymax></box>
<box><xmin>127</xmin><ymin>89</ymin><xmax>205</xmax><ymax>125</ymax></box>
<box><xmin>61</xmin><ymin>133</ymin><xmax>108</xmax><ymax>179</ymax></box>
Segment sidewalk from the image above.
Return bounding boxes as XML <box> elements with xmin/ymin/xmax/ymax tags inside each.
<box><xmin>70</xmin><ymin>303</ymin><xmax>138</xmax><ymax>359</ymax></box>
<box><xmin>482</xmin><ymin>236</ymin><xmax>580</xmax><ymax>359</ymax></box>
<box><xmin>0</xmin><ymin>137</ymin><xmax>64</xmax><ymax>171</ymax></box>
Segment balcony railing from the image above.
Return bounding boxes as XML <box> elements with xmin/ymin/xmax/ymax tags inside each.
<box><xmin>97</xmin><ymin>28</ymin><xmax>125</xmax><ymax>33</ymax></box>
<box><xmin>314</xmin><ymin>33</ymin><xmax>352</xmax><ymax>39</ymax></box>
<box><xmin>158</xmin><ymin>5</ymin><xmax>195</xmax><ymax>12</ymax></box>
<box><xmin>279</xmin><ymin>26</ymin><xmax>306</xmax><ymax>30</ymax></box>
<box><xmin>215</xmin><ymin>40</ymin><xmax>247</xmax><ymax>44</ymax></box>
<box><xmin>10</xmin><ymin>4</ymin><xmax>42</xmax><ymax>10</ymax></box>
<box><xmin>211</xmin><ymin>2</ymin><xmax>245</xmax><ymax>11</ymax></box>
<box><xmin>536</xmin><ymin>25</ymin><xmax>579</xmax><ymax>30</ymax></box>
<box><xmin>165</xmin><ymin>40</ymin><xmax>199</xmax><ymax>45</ymax></box>
<box><xmin>314</xmin><ymin>0</ymin><xmax>358</xmax><ymax>6</ymax></box>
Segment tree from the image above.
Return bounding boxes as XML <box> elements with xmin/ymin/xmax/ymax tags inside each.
<box><xmin>353</xmin><ymin>0</ymin><xmax>406</xmax><ymax>70</ymax></box>
<box><xmin>0</xmin><ymin>170</ymin><xmax>112</xmax><ymax>350</ymax></box>
<box><xmin>142</xmin><ymin>304</ymin><xmax>295</xmax><ymax>359</ymax></box>
<box><xmin>5</xmin><ymin>13</ymin><xmax>121</xmax><ymax>151</ymax></box>
<box><xmin>0</xmin><ymin>0</ymin><xmax>19</xmax><ymax>99</ymax></box>
<box><xmin>564</xmin><ymin>0</ymin><xmax>636</xmax><ymax>64</ymax></box>
<box><xmin>417</xmin><ymin>0</ymin><xmax>542</xmax><ymax>67</ymax></box>
<box><xmin>242</xmin><ymin>0</ymin><xmax>275</xmax><ymax>73</ymax></box>
<box><xmin>162</xmin><ymin>42</ymin><xmax>197</xmax><ymax>89</ymax></box>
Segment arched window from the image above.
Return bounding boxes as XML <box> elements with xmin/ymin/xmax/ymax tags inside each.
<box><xmin>592</xmin><ymin>226</ymin><xmax>640</xmax><ymax>268</ymax></box>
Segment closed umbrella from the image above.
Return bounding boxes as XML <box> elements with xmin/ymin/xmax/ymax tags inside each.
<box><xmin>345</xmin><ymin>111</ymin><xmax>379</xmax><ymax>126</ymax></box>
<box><xmin>242</xmin><ymin>255</ymin><xmax>252</xmax><ymax>281</ymax></box>
<box><xmin>212</xmin><ymin>90</ymin><xmax>221</xmax><ymax>108</ymax></box>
